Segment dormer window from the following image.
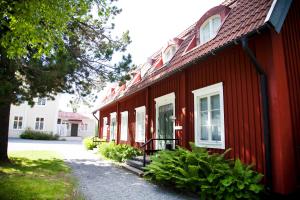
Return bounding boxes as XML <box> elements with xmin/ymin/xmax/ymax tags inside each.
<box><xmin>199</xmin><ymin>15</ymin><xmax>221</xmax><ymax>45</ymax></box>
<box><xmin>162</xmin><ymin>45</ymin><xmax>177</xmax><ymax>64</ymax></box>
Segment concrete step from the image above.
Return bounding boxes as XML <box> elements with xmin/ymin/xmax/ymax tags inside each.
<box><xmin>121</xmin><ymin>163</ymin><xmax>144</xmax><ymax>177</ymax></box>
<box><xmin>126</xmin><ymin>159</ymin><xmax>144</xmax><ymax>171</ymax></box>
<box><xmin>131</xmin><ymin>155</ymin><xmax>151</xmax><ymax>164</ymax></box>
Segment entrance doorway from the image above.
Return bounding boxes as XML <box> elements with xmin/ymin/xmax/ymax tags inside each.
<box><xmin>155</xmin><ymin>92</ymin><xmax>175</xmax><ymax>150</ymax></box>
<box><xmin>157</xmin><ymin>103</ymin><xmax>174</xmax><ymax>149</ymax></box>
<box><xmin>71</xmin><ymin>124</ymin><xmax>78</xmax><ymax>136</ymax></box>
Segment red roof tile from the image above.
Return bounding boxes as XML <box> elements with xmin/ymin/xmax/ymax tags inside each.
<box><xmin>59</xmin><ymin>111</ymin><xmax>89</xmax><ymax>121</ymax></box>
<box><xmin>99</xmin><ymin>0</ymin><xmax>274</xmax><ymax>109</ymax></box>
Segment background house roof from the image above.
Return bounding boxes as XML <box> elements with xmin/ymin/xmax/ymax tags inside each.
<box><xmin>59</xmin><ymin>111</ymin><xmax>90</xmax><ymax>121</ymax></box>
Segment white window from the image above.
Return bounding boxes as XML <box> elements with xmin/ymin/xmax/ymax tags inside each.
<box><xmin>110</xmin><ymin>112</ymin><xmax>117</xmax><ymax>141</ymax></box>
<box><xmin>35</xmin><ymin>117</ymin><xmax>44</xmax><ymax>130</ymax></box>
<box><xmin>120</xmin><ymin>111</ymin><xmax>128</xmax><ymax>141</ymax></box>
<box><xmin>135</xmin><ymin>106</ymin><xmax>146</xmax><ymax>142</ymax></box>
<box><xmin>13</xmin><ymin>116</ymin><xmax>23</xmax><ymax>130</ymax></box>
<box><xmin>37</xmin><ymin>98</ymin><xmax>46</xmax><ymax>105</ymax></box>
<box><xmin>192</xmin><ymin>82</ymin><xmax>225</xmax><ymax>149</ymax></box>
<box><xmin>199</xmin><ymin>15</ymin><xmax>221</xmax><ymax>45</ymax></box>
<box><xmin>81</xmin><ymin>123</ymin><xmax>88</xmax><ymax>131</ymax></box>
<box><xmin>103</xmin><ymin>117</ymin><xmax>108</xmax><ymax>139</ymax></box>
<box><xmin>162</xmin><ymin>45</ymin><xmax>177</xmax><ymax>64</ymax></box>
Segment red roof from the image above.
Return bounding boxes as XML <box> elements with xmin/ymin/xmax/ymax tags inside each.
<box><xmin>99</xmin><ymin>0</ymin><xmax>274</xmax><ymax>109</ymax></box>
<box><xmin>59</xmin><ymin>111</ymin><xmax>89</xmax><ymax>121</ymax></box>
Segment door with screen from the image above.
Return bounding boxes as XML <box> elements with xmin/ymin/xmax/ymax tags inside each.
<box><xmin>157</xmin><ymin>103</ymin><xmax>174</xmax><ymax>149</ymax></box>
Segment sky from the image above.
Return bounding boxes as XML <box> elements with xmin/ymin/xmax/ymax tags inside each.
<box><xmin>59</xmin><ymin>0</ymin><xmax>223</xmax><ymax>116</ymax></box>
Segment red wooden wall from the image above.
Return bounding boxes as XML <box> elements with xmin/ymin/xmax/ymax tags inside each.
<box><xmin>99</xmin><ymin>104</ymin><xmax>116</xmax><ymax>141</ymax></box>
<box><xmin>97</xmin><ymin>3</ymin><xmax>300</xmax><ymax>193</ymax></box>
<box><xmin>99</xmin><ymin>43</ymin><xmax>265</xmax><ymax>173</ymax></box>
<box><xmin>281</xmin><ymin>0</ymin><xmax>300</xmax><ymax>184</ymax></box>
<box><xmin>186</xmin><ymin>45</ymin><xmax>265</xmax><ymax>173</ymax></box>
<box><xmin>118</xmin><ymin>91</ymin><xmax>146</xmax><ymax>147</ymax></box>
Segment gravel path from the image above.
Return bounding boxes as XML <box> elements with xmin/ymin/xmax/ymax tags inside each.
<box><xmin>8</xmin><ymin>138</ymin><xmax>197</xmax><ymax>200</ymax></box>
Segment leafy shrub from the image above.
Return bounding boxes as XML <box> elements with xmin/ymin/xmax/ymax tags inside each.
<box><xmin>144</xmin><ymin>143</ymin><xmax>264</xmax><ymax>200</ymax></box>
<box><xmin>20</xmin><ymin>129</ymin><xmax>59</xmax><ymax>140</ymax></box>
<box><xmin>83</xmin><ymin>137</ymin><xmax>106</xmax><ymax>150</ymax></box>
<box><xmin>98</xmin><ymin>142</ymin><xmax>142</xmax><ymax>162</ymax></box>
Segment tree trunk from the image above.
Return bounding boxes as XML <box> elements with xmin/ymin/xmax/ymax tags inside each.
<box><xmin>0</xmin><ymin>102</ymin><xmax>11</xmax><ymax>162</ymax></box>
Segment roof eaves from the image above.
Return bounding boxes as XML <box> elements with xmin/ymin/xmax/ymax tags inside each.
<box><xmin>264</xmin><ymin>0</ymin><xmax>292</xmax><ymax>33</ymax></box>
<box><xmin>96</xmin><ymin>24</ymin><xmax>270</xmax><ymax>113</ymax></box>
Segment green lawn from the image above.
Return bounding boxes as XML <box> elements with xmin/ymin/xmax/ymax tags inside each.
<box><xmin>0</xmin><ymin>151</ymin><xmax>83</xmax><ymax>200</ymax></box>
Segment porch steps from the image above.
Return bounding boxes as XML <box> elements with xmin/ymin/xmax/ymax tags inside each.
<box><xmin>122</xmin><ymin>155</ymin><xmax>151</xmax><ymax>176</ymax></box>
<box><xmin>121</xmin><ymin>163</ymin><xmax>144</xmax><ymax>177</ymax></box>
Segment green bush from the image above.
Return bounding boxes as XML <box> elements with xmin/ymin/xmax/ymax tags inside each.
<box><xmin>83</xmin><ymin>137</ymin><xmax>106</xmax><ymax>150</ymax></box>
<box><xmin>20</xmin><ymin>129</ymin><xmax>59</xmax><ymax>140</ymax></box>
<box><xmin>98</xmin><ymin>142</ymin><xmax>142</xmax><ymax>162</ymax></box>
<box><xmin>144</xmin><ymin>143</ymin><xmax>264</xmax><ymax>200</ymax></box>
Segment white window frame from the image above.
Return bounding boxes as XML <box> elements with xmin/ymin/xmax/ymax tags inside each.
<box><xmin>110</xmin><ymin>112</ymin><xmax>117</xmax><ymax>141</ymax></box>
<box><xmin>135</xmin><ymin>106</ymin><xmax>146</xmax><ymax>143</ymax></box>
<box><xmin>13</xmin><ymin>116</ymin><xmax>23</xmax><ymax>130</ymax></box>
<box><xmin>192</xmin><ymin>82</ymin><xmax>225</xmax><ymax>149</ymax></box>
<box><xmin>162</xmin><ymin>45</ymin><xmax>177</xmax><ymax>64</ymax></box>
<box><xmin>35</xmin><ymin>117</ymin><xmax>44</xmax><ymax>130</ymax></box>
<box><xmin>120</xmin><ymin>111</ymin><xmax>128</xmax><ymax>141</ymax></box>
<box><xmin>103</xmin><ymin>117</ymin><xmax>108</xmax><ymax>139</ymax></box>
<box><xmin>199</xmin><ymin>15</ymin><xmax>221</xmax><ymax>45</ymax></box>
<box><xmin>37</xmin><ymin>97</ymin><xmax>47</xmax><ymax>106</ymax></box>
<box><xmin>154</xmin><ymin>92</ymin><xmax>176</xmax><ymax>149</ymax></box>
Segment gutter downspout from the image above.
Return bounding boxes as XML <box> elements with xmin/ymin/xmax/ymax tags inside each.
<box><xmin>92</xmin><ymin>111</ymin><xmax>99</xmax><ymax>137</ymax></box>
<box><xmin>241</xmin><ymin>37</ymin><xmax>272</xmax><ymax>192</ymax></box>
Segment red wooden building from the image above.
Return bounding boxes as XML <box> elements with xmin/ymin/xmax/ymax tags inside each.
<box><xmin>94</xmin><ymin>0</ymin><xmax>299</xmax><ymax>195</ymax></box>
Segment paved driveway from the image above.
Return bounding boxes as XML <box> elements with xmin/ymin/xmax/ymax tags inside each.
<box><xmin>8</xmin><ymin>138</ymin><xmax>197</xmax><ymax>200</ymax></box>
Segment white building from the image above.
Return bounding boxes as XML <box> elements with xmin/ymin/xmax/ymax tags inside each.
<box><xmin>9</xmin><ymin>95</ymin><xmax>95</xmax><ymax>138</ymax></box>
<box><xmin>56</xmin><ymin>111</ymin><xmax>95</xmax><ymax>138</ymax></box>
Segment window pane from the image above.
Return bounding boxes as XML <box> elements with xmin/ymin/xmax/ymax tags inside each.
<box><xmin>201</xmin><ymin>23</ymin><xmax>210</xmax><ymax>43</ymax></box>
<box><xmin>18</xmin><ymin>121</ymin><xmax>22</xmax><ymax>129</ymax></box>
<box><xmin>211</xmin><ymin>94</ymin><xmax>220</xmax><ymax>110</ymax></box>
<box><xmin>211</xmin><ymin>110</ymin><xmax>220</xmax><ymax>125</ymax></box>
<box><xmin>200</xmin><ymin>97</ymin><xmax>208</xmax><ymax>111</ymax></box>
<box><xmin>40</xmin><ymin>122</ymin><xmax>44</xmax><ymax>130</ymax></box>
<box><xmin>200</xmin><ymin>126</ymin><xmax>208</xmax><ymax>140</ymax></box>
<box><xmin>40</xmin><ymin>118</ymin><xmax>44</xmax><ymax>122</ymax></box>
<box><xmin>13</xmin><ymin>121</ymin><xmax>18</xmax><ymax>129</ymax></box>
<box><xmin>35</xmin><ymin>122</ymin><xmax>39</xmax><ymax>130</ymax></box>
<box><xmin>211</xmin><ymin>125</ymin><xmax>221</xmax><ymax>141</ymax></box>
<box><xmin>14</xmin><ymin>116</ymin><xmax>18</xmax><ymax>120</ymax></box>
<box><xmin>36</xmin><ymin>118</ymin><xmax>40</xmax><ymax>122</ymax></box>
<box><xmin>212</xmin><ymin>16</ymin><xmax>221</xmax><ymax>36</ymax></box>
<box><xmin>19</xmin><ymin>117</ymin><xmax>23</xmax><ymax>121</ymax></box>
<box><xmin>200</xmin><ymin>111</ymin><xmax>208</xmax><ymax>125</ymax></box>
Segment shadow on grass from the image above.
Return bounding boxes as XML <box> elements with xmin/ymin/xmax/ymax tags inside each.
<box><xmin>0</xmin><ymin>157</ymin><xmax>70</xmax><ymax>176</ymax></box>
<box><xmin>0</xmin><ymin>153</ymin><xmax>80</xmax><ymax>200</ymax></box>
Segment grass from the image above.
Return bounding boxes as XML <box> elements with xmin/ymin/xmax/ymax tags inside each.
<box><xmin>0</xmin><ymin>151</ymin><xmax>83</xmax><ymax>200</ymax></box>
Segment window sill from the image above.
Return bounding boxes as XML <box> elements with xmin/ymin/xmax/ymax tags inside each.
<box><xmin>196</xmin><ymin>141</ymin><xmax>225</xmax><ymax>149</ymax></box>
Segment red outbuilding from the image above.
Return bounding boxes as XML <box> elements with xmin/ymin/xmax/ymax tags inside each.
<box><xmin>94</xmin><ymin>0</ymin><xmax>299</xmax><ymax>195</ymax></box>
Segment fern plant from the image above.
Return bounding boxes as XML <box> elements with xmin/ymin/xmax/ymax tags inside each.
<box><xmin>144</xmin><ymin>143</ymin><xmax>264</xmax><ymax>199</ymax></box>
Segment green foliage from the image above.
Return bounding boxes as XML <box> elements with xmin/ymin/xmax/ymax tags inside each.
<box><xmin>144</xmin><ymin>143</ymin><xmax>264</xmax><ymax>199</ymax></box>
<box><xmin>20</xmin><ymin>129</ymin><xmax>59</xmax><ymax>140</ymax></box>
<box><xmin>0</xmin><ymin>151</ymin><xmax>82</xmax><ymax>200</ymax></box>
<box><xmin>0</xmin><ymin>0</ymin><xmax>133</xmax><ymax>106</ymax></box>
<box><xmin>83</xmin><ymin>137</ymin><xmax>105</xmax><ymax>150</ymax></box>
<box><xmin>98</xmin><ymin>142</ymin><xmax>142</xmax><ymax>162</ymax></box>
